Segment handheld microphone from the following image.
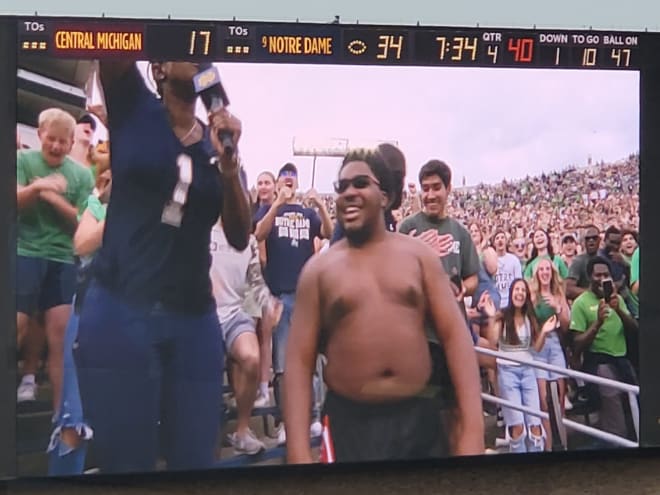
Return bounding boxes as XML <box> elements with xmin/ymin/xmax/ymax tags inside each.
<box><xmin>193</xmin><ymin>63</ymin><xmax>234</xmax><ymax>158</ymax></box>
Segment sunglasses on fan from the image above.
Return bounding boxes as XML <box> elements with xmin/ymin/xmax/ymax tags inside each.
<box><xmin>333</xmin><ymin>175</ymin><xmax>381</xmax><ymax>194</ymax></box>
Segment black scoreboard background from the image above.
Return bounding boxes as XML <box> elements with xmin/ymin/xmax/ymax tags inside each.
<box><xmin>17</xmin><ymin>17</ymin><xmax>642</xmax><ymax>69</ymax></box>
<box><xmin>3</xmin><ymin>14</ymin><xmax>660</xmax><ymax>482</ymax></box>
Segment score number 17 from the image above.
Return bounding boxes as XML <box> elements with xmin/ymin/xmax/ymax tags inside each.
<box><xmin>189</xmin><ymin>30</ymin><xmax>212</xmax><ymax>56</ymax></box>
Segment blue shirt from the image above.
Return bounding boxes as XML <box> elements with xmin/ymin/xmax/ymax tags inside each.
<box><xmin>598</xmin><ymin>248</ymin><xmax>630</xmax><ymax>286</ymax></box>
<box><xmin>92</xmin><ymin>65</ymin><xmax>224</xmax><ymax>314</ymax></box>
<box><xmin>255</xmin><ymin>203</ymin><xmax>321</xmax><ymax>295</ymax></box>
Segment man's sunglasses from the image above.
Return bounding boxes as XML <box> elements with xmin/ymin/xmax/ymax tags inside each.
<box><xmin>585</xmin><ymin>235</ymin><xmax>600</xmax><ymax>241</ymax></box>
<box><xmin>333</xmin><ymin>175</ymin><xmax>381</xmax><ymax>194</ymax></box>
<box><xmin>279</xmin><ymin>171</ymin><xmax>297</xmax><ymax>179</ymax></box>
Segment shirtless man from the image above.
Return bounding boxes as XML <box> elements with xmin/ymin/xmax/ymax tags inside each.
<box><xmin>283</xmin><ymin>149</ymin><xmax>484</xmax><ymax>464</ymax></box>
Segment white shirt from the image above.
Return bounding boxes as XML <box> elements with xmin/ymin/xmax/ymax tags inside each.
<box><xmin>496</xmin><ymin>252</ymin><xmax>523</xmax><ymax>308</ymax></box>
<box><xmin>209</xmin><ymin>225</ymin><xmax>252</xmax><ymax>324</ymax></box>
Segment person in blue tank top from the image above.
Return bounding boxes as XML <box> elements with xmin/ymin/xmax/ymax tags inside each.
<box><xmin>75</xmin><ymin>60</ymin><xmax>251</xmax><ymax>474</ymax></box>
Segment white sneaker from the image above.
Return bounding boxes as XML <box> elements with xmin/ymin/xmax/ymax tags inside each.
<box><xmin>276</xmin><ymin>424</ymin><xmax>286</xmax><ymax>445</ymax></box>
<box><xmin>276</xmin><ymin>422</ymin><xmax>322</xmax><ymax>445</ymax></box>
<box><xmin>310</xmin><ymin>421</ymin><xmax>323</xmax><ymax>438</ymax></box>
<box><xmin>230</xmin><ymin>429</ymin><xmax>266</xmax><ymax>455</ymax></box>
<box><xmin>253</xmin><ymin>392</ymin><xmax>270</xmax><ymax>408</ymax></box>
<box><xmin>564</xmin><ymin>396</ymin><xmax>573</xmax><ymax>411</ymax></box>
<box><xmin>17</xmin><ymin>381</ymin><xmax>36</xmax><ymax>403</ymax></box>
<box><xmin>495</xmin><ymin>436</ymin><xmax>510</xmax><ymax>448</ymax></box>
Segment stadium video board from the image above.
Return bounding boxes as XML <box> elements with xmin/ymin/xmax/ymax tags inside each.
<box><xmin>0</xmin><ymin>15</ymin><xmax>658</xmax><ymax>480</ymax></box>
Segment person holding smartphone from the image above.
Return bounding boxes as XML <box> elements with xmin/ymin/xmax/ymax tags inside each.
<box><xmin>569</xmin><ymin>256</ymin><xmax>638</xmax><ymax>443</ymax></box>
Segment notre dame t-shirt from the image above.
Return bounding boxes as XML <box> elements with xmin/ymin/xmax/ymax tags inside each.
<box><xmin>254</xmin><ymin>203</ymin><xmax>321</xmax><ymax>295</ymax></box>
<box><xmin>399</xmin><ymin>212</ymin><xmax>480</xmax><ymax>282</ymax></box>
<box><xmin>399</xmin><ymin>212</ymin><xmax>480</xmax><ymax>344</ymax></box>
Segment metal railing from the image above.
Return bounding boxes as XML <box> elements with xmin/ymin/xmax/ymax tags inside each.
<box><xmin>475</xmin><ymin>346</ymin><xmax>639</xmax><ymax>449</ymax></box>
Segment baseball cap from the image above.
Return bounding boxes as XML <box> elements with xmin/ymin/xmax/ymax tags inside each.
<box><xmin>77</xmin><ymin>113</ymin><xmax>97</xmax><ymax>131</ymax></box>
<box><xmin>278</xmin><ymin>162</ymin><xmax>298</xmax><ymax>178</ymax></box>
<box><xmin>562</xmin><ymin>233</ymin><xmax>577</xmax><ymax>243</ymax></box>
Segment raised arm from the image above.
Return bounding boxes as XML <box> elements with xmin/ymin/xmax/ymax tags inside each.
<box><xmin>74</xmin><ymin>209</ymin><xmax>105</xmax><ymax>257</ymax></box>
<box><xmin>254</xmin><ymin>193</ymin><xmax>286</xmax><ymax>241</ymax></box>
<box><xmin>208</xmin><ymin>113</ymin><xmax>251</xmax><ymax>252</ymax></box>
<box><xmin>420</xmin><ymin>245</ymin><xmax>484</xmax><ymax>456</ymax></box>
<box><xmin>98</xmin><ymin>60</ymin><xmax>134</xmax><ymax>97</ymax></box>
<box><xmin>482</xmin><ymin>246</ymin><xmax>498</xmax><ymax>277</ymax></box>
<box><xmin>283</xmin><ymin>259</ymin><xmax>323</xmax><ymax>464</ymax></box>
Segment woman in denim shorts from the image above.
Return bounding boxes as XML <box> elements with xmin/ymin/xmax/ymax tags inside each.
<box><xmin>530</xmin><ymin>258</ymin><xmax>571</xmax><ymax>451</ymax></box>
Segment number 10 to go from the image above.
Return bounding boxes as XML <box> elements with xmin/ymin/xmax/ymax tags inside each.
<box><xmin>189</xmin><ymin>30</ymin><xmax>212</xmax><ymax>55</ymax></box>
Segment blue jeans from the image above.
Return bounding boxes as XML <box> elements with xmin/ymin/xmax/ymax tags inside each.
<box><xmin>272</xmin><ymin>293</ymin><xmax>295</xmax><ymax>375</ymax></box>
<box><xmin>497</xmin><ymin>363</ymin><xmax>544</xmax><ymax>453</ymax></box>
<box><xmin>75</xmin><ymin>282</ymin><xmax>224</xmax><ymax>474</ymax></box>
<box><xmin>533</xmin><ymin>332</ymin><xmax>567</xmax><ymax>381</ymax></box>
<box><xmin>272</xmin><ymin>292</ymin><xmax>322</xmax><ymax>420</ymax></box>
<box><xmin>47</xmin><ymin>295</ymin><xmax>92</xmax><ymax>476</ymax></box>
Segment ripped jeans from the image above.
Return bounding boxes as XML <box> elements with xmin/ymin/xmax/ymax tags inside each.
<box><xmin>497</xmin><ymin>363</ymin><xmax>545</xmax><ymax>453</ymax></box>
<box><xmin>47</xmin><ymin>295</ymin><xmax>93</xmax><ymax>476</ymax></box>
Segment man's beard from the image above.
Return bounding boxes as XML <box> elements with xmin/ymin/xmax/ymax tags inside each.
<box><xmin>345</xmin><ymin>227</ymin><xmax>370</xmax><ymax>246</ymax></box>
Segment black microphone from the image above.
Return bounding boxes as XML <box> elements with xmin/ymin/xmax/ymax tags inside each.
<box><xmin>193</xmin><ymin>63</ymin><xmax>234</xmax><ymax>158</ymax></box>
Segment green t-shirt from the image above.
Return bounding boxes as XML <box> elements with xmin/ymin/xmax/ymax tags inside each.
<box><xmin>630</xmin><ymin>247</ymin><xmax>639</xmax><ymax>286</ymax></box>
<box><xmin>17</xmin><ymin>150</ymin><xmax>95</xmax><ymax>263</ymax></box>
<box><xmin>84</xmin><ymin>195</ymin><xmax>107</xmax><ymax>222</ymax></box>
<box><xmin>77</xmin><ymin>194</ymin><xmax>107</xmax><ymax>266</ymax></box>
<box><xmin>524</xmin><ymin>254</ymin><xmax>569</xmax><ymax>280</ymax></box>
<box><xmin>399</xmin><ymin>212</ymin><xmax>480</xmax><ymax>344</ymax></box>
<box><xmin>570</xmin><ymin>290</ymin><xmax>629</xmax><ymax>357</ymax></box>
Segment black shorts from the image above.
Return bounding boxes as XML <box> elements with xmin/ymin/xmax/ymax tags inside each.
<box><xmin>16</xmin><ymin>255</ymin><xmax>76</xmax><ymax>315</ymax></box>
<box><xmin>322</xmin><ymin>389</ymin><xmax>449</xmax><ymax>464</ymax></box>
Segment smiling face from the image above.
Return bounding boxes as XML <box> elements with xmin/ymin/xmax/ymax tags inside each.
<box><xmin>621</xmin><ymin>233</ymin><xmax>637</xmax><ymax>256</ymax></box>
<box><xmin>256</xmin><ymin>172</ymin><xmax>276</xmax><ymax>204</ymax></box>
<box><xmin>421</xmin><ymin>174</ymin><xmax>450</xmax><ymax>219</ymax></box>
<box><xmin>510</xmin><ymin>280</ymin><xmax>529</xmax><ymax>310</ymax></box>
<box><xmin>335</xmin><ymin>160</ymin><xmax>386</xmax><ymax>239</ymax></box>
<box><xmin>277</xmin><ymin>170</ymin><xmax>298</xmax><ymax>195</ymax></box>
<box><xmin>38</xmin><ymin>121</ymin><xmax>74</xmax><ymax>167</ymax></box>
<box><xmin>535</xmin><ymin>258</ymin><xmax>554</xmax><ymax>288</ymax></box>
<box><xmin>533</xmin><ymin>229</ymin><xmax>549</xmax><ymax>251</ymax></box>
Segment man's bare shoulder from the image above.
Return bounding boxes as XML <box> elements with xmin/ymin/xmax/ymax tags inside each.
<box><xmin>299</xmin><ymin>249</ymin><xmax>335</xmax><ymax>281</ymax></box>
<box><xmin>388</xmin><ymin>231</ymin><xmax>436</xmax><ymax>260</ymax></box>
